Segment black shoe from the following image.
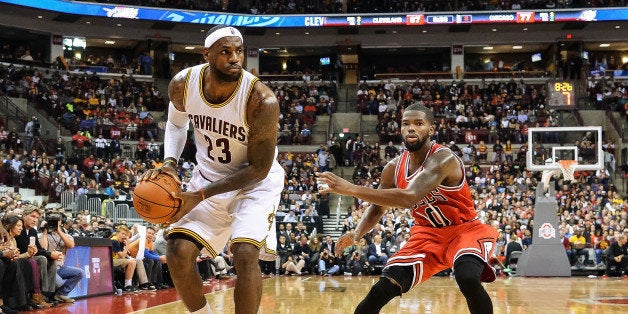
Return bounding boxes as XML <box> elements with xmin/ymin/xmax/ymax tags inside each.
<box><xmin>0</xmin><ymin>305</ymin><xmax>19</xmax><ymax>314</ymax></box>
<box><xmin>157</xmin><ymin>283</ymin><xmax>170</xmax><ymax>290</ymax></box>
<box><xmin>29</xmin><ymin>302</ymin><xmax>45</xmax><ymax>310</ymax></box>
<box><xmin>18</xmin><ymin>305</ymin><xmax>33</xmax><ymax>311</ymax></box>
<box><xmin>122</xmin><ymin>285</ymin><xmax>136</xmax><ymax>292</ymax></box>
<box><xmin>139</xmin><ymin>283</ymin><xmax>156</xmax><ymax>291</ymax></box>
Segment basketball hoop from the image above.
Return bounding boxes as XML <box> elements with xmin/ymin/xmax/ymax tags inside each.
<box><xmin>557</xmin><ymin>160</ymin><xmax>577</xmax><ymax>182</ymax></box>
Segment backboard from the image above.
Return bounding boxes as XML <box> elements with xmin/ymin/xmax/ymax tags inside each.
<box><xmin>526</xmin><ymin>126</ymin><xmax>603</xmax><ymax>172</ymax></box>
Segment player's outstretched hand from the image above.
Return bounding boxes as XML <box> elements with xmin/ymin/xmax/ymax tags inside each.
<box><xmin>140</xmin><ymin>163</ymin><xmax>181</xmax><ymax>185</ymax></box>
<box><xmin>163</xmin><ymin>190</ymin><xmax>203</xmax><ymax>225</ymax></box>
<box><xmin>315</xmin><ymin>171</ymin><xmax>354</xmax><ymax>196</ymax></box>
<box><xmin>335</xmin><ymin>231</ymin><xmax>356</xmax><ymax>257</ymax></box>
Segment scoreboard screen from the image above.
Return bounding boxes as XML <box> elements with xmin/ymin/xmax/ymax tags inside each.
<box><xmin>548</xmin><ymin>81</ymin><xmax>575</xmax><ymax>108</ymax></box>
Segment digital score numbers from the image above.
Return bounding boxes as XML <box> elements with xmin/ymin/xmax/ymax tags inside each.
<box><xmin>548</xmin><ymin>81</ymin><xmax>575</xmax><ymax>108</ymax></box>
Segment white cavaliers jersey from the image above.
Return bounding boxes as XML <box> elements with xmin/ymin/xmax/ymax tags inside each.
<box><xmin>183</xmin><ymin>64</ymin><xmax>282</xmax><ymax>189</ymax></box>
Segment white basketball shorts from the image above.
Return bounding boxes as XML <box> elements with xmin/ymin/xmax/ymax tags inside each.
<box><xmin>169</xmin><ymin>166</ymin><xmax>284</xmax><ymax>258</ymax></box>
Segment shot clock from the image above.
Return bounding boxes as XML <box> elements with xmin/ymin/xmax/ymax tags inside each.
<box><xmin>548</xmin><ymin>81</ymin><xmax>575</xmax><ymax>108</ymax></box>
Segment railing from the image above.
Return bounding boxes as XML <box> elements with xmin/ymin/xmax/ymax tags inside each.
<box><xmin>374</xmin><ymin>70</ymin><xmax>548</xmax><ymax>81</ymax></box>
<box><xmin>606</xmin><ymin>109</ymin><xmax>622</xmax><ymax>136</ymax></box>
<box><xmin>375</xmin><ymin>72</ymin><xmax>453</xmax><ymax>80</ymax></box>
<box><xmin>573</xmin><ymin>109</ymin><xmax>584</xmax><ymax>126</ymax></box>
<box><xmin>0</xmin><ymin>95</ymin><xmax>29</xmax><ymax>128</ymax></box>
<box><xmin>463</xmin><ymin>70</ymin><xmax>547</xmax><ymax>79</ymax></box>
<box><xmin>335</xmin><ymin>191</ymin><xmax>343</xmax><ymax>232</ymax></box>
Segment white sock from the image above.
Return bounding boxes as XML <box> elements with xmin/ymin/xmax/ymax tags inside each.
<box><xmin>125</xmin><ymin>279</ymin><xmax>132</xmax><ymax>286</ymax></box>
<box><xmin>189</xmin><ymin>302</ymin><xmax>213</xmax><ymax>314</ymax></box>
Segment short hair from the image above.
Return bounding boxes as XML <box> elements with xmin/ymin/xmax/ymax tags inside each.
<box><xmin>116</xmin><ymin>225</ymin><xmax>130</xmax><ymax>234</ymax></box>
<box><xmin>22</xmin><ymin>205</ymin><xmax>43</xmax><ymax>216</ymax></box>
<box><xmin>405</xmin><ymin>103</ymin><xmax>435</xmax><ymax>125</ymax></box>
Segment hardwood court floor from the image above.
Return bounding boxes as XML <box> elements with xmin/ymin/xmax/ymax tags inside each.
<box><xmin>25</xmin><ymin>275</ymin><xmax>628</xmax><ymax>313</ymax></box>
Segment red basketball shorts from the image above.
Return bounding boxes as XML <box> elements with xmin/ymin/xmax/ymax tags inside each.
<box><xmin>385</xmin><ymin>220</ymin><xmax>498</xmax><ymax>289</ymax></box>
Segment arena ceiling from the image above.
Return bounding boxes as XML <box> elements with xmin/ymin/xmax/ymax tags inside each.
<box><xmin>1</xmin><ymin>3</ymin><xmax>627</xmax><ymax>56</ymax></box>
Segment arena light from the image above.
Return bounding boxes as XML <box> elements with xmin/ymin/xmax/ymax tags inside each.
<box><xmin>483</xmin><ymin>46</ymin><xmax>493</xmax><ymax>50</ymax></box>
<box><xmin>512</xmin><ymin>45</ymin><xmax>523</xmax><ymax>49</ymax></box>
<box><xmin>184</xmin><ymin>46</ymin><xmax>195</xmax><ymax>50</ymax></box>
<box><xmin>622</xmin><ymin>56</ymin><xmax>628</xmax><ymax>64</ymax></box>
<box><xmin>599</xmin><ymin>43</ymin><xmax>610</xmax><ymax>47</ymax></box>
<box><xmin>104</xmin><ymin>40</ymin><xmax>115</xmax><ymax>45</ymax></box>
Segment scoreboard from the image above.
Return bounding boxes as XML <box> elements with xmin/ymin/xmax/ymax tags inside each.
<box><xmin>548</xmin><ymin>81</ymin><xmax>576</xmax><ymax>109</ymax></box>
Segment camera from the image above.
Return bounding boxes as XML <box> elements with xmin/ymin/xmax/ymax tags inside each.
<box><xmin>94</xmin><ymin>226</ymin><xmax>112</xmax><ymax>238</ymax></box>
<box><xmin>44</xmin><ymin>213</ymin><xmax>63</xmax><ymax>232</ymax></box>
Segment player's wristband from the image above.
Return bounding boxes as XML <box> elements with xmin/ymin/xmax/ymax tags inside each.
<box><xmin>163</xmin><ymin>158</ymin><xmax>178</xmax><ymax>169</ymax></box>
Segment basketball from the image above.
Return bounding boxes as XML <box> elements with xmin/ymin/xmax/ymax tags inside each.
<box><xmin>132</xmin><ymin>173</ymin><xmax>181</xmax><ymax>224</ymax></box>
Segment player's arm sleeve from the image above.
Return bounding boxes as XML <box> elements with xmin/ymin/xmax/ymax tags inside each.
<box><xmin>164</xmin><ymin>101</ymin><xmax>189</xmax><ymax>161</ymax></box>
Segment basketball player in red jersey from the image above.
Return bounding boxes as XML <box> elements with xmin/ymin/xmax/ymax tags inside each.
<box><xmin>317</xmin><ymin>104</ymin><xmax>498</xmax><ymax>314</ymax></box>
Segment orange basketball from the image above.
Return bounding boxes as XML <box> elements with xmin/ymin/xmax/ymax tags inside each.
<box><xmin>132</xmin><ymin>173</ymin><xmax>181</xmax><ymax>224</ymax></box>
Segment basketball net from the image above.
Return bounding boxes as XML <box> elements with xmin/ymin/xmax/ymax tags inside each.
<box><xmin>557</xmin><ymin>160</ymin><xmax>577</xmax><ymax>182</ymax></box>
<box><xmin>540</xmin><ymin>160</ymin><xmax>577</xmax><ymax>193</ymax></box>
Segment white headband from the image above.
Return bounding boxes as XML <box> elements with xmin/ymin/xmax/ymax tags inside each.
<box><xmin>204</xmin><ymin>27</ymin><xmax>243</xmax><ymax>48</ymax></box>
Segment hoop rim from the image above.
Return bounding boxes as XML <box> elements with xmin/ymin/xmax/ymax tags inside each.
<box><xmin>556</xmin><ymin>159</ymin><xmax>578</xmax><ymax>167</ymax></box>
<box><xmin>557</xmin><ymin>159</ymin><xmax>577</xmax><ymax>181</ymax></box>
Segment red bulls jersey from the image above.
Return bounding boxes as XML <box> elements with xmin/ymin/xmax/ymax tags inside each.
<box><xmin>394</xmin><ymin>142</ymin><xmax>477</xmax><ymax>227</ymax></box>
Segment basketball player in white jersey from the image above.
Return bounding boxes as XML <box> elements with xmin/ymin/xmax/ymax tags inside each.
<box><xmin>141</xmin><ymin>25</ymin><xmax>284</xmax><ymax>314</ymax></box>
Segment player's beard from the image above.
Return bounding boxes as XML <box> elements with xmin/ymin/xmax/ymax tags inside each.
<box><xmin>404</xmin><ymin>135</ymin><xmax>429</xmax><ymax>152</ymax></box>
<box><xmin>215</xmin><ymin>66</ymin><xmax>241</xmax><ymax>82</ymax></box>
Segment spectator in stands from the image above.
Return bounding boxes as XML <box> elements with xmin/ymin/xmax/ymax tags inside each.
<box><xmin>147</xmin><ymin>138</ymin><xmax>160</xmax><ymax>160</ymax></box>
<box><xmin>569</xmin><ymin>228</ymin><xmax>590</xmax><ymax>268</ymax></box>
<box><xmin>492</xmin><ymin>139</ymin><xmax>504</xmax><ymax>163</ymax></box>
<box><xmin>0</xmin><ymin>126</ymin><xmax>7</xmax><ymax>150</ymax></box>
<box><xmin>39</xmin><ymin>210</ymin><xmax>84</xmax><ymax>303</ymax></box>
<box><xmin>383</xmin><ymin>141</ymin><xmax>398</xmax><ymax>161</ymax></box>
<box><xmin>293</xmin><ymin>235</ymin><xmax>313</xmax><ymax>274</ymax></box>
<box><xmin>2</xmin><ymin>213</ymin><xmax>51</xmax><ymax>309</ymax></box>
<box><xmin>275</xmin><ymin>234</ymin><xmax>292</xmax><ymax>275</ymax></box>
<box><xmin>0</xmin><ymin>221</ymin><xmax>22</xmax><ymax>313</ymax></box>
<box><xmin>7</xmin><ymin>127</ymin><xmax>19</xmax><ymax>150</ymax></box>
<box><xmin>127</xmin><ymin>226</ymin><xmax>166</xmax><ymax>289</ymax></box>
<box><xmin>299</xmin><ymin>207</ymin><xmax>318</xmax><ymax>223</ymax></box>
<box><xmin>299</xmin><ymin>124</ymin><xmax>312</xmax><ymax>145</ymax></box>
<box><xmin>283</xmin><ymin>210</ymin><xmax>298</xmax><ymax>223</ymax></box>
<box><xmin>139</xmin><ymin>52</ymin><xmax>153</xmax><ymax>76</ymax></box>
<box><xmin>603</xmin><ymin>233</ymin><xmax>628</xmax><ymax>278</ymax></box>
<box><xmin>111</xmin><ymin>225</ymin><xmax>139</xmax><ymax>292</ymax></box>
<box><xmin>367</xmin><ymin>234</ymin><xmax>388</xmax><ymax>270</ymax></box>
<box><xmin>153</xmin><ymin>229</ymin><xmax>172</xmax><ymax>287</ymax></box>
<box><xmin>504</xmin><ymin>233</ymin><xmax>523</xmax><ymax>267</ymax></box>
<box><xmin>282</xmin><ymin>254</ymin><xmax>306</xmax><ymax>275</ymax></box>
<box><xmin>15</xmin><ymin>206</ymin><xmax>57</xmax><ymax>306</ymax></box>
<box><xmin>20</xmin><ymin>50</ymin><xmax>33</xmax><ymax>61</ymax></box>
<box><xmin>135</xmin><ymin>137</ymin><xmax>148</xmax><ymax>160</ymax></box>
<box><xmin>318</xmin><ymin>248</ymin><xmax>340</xmax><ymax>276</ymax></box>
